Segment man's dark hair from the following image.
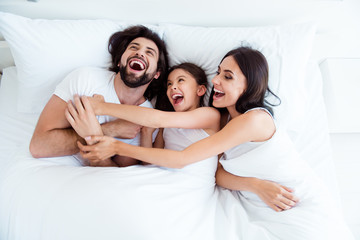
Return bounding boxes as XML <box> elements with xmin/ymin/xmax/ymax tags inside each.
<box><xmin>108</xmin><ymin>25</ymin><xmax>168</xmax><ymax>101</ymax></box>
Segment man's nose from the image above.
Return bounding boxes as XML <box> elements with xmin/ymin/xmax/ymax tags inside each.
<box><xmin>135</xmin><ymin>49</ymin><xmax>145</xmax><ymax>57</ymax></box>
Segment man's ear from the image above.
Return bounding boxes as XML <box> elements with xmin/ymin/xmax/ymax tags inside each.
<box><xmin>197</xmin><ymin>85</ymin><xmax>207</xmax><ymax>97</ymax></box>
<box><xmin>153</xmin><ymin>71</ymin><xmax>161</xmax><ymax>79</ymax></box>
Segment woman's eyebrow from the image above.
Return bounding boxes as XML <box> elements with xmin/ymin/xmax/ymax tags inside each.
<box><xmin>224</xmin><ymin>69</ymin><xmax>234</xmax><ymax>74</ymax></box>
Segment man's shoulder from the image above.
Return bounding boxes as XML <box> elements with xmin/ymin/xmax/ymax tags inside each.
<box><xmin>64</xmin><ymin>66</ymin><xmax>115</xmax><ymax>85</ymax></box>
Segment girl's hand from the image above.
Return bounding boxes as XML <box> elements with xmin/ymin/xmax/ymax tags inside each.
<box><xmin>83</xmin><ymin>94</ymin><xmax>106</xmax><ymax>115</ymax></box>
<box><xmin>77</xmin><ymin>135</ymin><xmax>119</xmax><ymax>161</ymax></box>
<box><xmin>252</xmin><ymin>178</ymin><xmax>299</xmax><ymax>212</ymax></box>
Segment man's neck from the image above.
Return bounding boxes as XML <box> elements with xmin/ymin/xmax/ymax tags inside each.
<box><xmin>113</xmin><ymin>73</ymin><xmax>148</xmax><ymax>106</ymax></box>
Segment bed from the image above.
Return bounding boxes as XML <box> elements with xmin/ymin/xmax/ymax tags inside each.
<box><xmin>0</xmin><ymin>11</ymin><xmax>355</xmax><ymax>240</ymax></box>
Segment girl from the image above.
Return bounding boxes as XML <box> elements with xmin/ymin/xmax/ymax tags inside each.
<box><xmin>73</xmin><ymin>47</ymin><xmax>353</xmax><ymax>240</ymax></box>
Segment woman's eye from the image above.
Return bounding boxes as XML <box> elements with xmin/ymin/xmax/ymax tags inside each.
<box><xmin>225</xmin><ymin>75</ymin><xmax>232</xmax><ymax>80</ymax></box>
<box><xmin>215</xmin><ymin>71</ymin><xmax>220</xmax><ymax>75</ymax></box>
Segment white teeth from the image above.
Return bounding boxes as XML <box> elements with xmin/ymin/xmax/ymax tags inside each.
<box><xmin>214</xmin><ymin>88</ymin><xmax>224</xmax><ymax>94</ymax></box>
<box><xmin>130</xmin><ymin>60</ymin><xmax>145</xmax><ymax>70</ymax></box>
<box><xmin>172</xmin><ymin>94</ymin><xmax>183</xmax><ymax>99</ymax></box>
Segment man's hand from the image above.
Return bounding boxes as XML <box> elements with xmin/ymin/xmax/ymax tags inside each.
<box><xmin>65</xmin><ymin>95</ymin><xmax>103</xmax><ymax>145</ymax></box>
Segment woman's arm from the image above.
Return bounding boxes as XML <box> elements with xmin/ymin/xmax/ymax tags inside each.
<box><xmin>216</xmin><ymin>163</ymin><xmax>299</xmax><ymax>212</ymax></box>
<box><xmin>78</xmin><ymin>109</ymin><xmax>275</xmax><ymax>169</ymax></box>
<box><xmin>82</xmin><ymin>95</ymin><xmax>220</xmax><ymax>131</ymax></box>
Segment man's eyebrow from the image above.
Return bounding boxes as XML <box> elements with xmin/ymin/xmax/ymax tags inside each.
<box><xmin>129</xmin><ymin>42</ymin><xmax>158</xmax><ymax>55</ymax></box>
<box><xmin>146</xmin><ymin>46</ymin><xmax>158</xmax><ymax>55</ymax></box>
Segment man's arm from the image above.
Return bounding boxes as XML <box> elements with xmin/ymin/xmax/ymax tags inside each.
<box><xmin>29</xmin><ymin>95</ymin><xmax>84</xmax><ymax>158</ymax></box>
<box><xmin>102</xmin><ymin>119</ymin><xmax>141</xmax><ymax>139</ymax></box>
<box><xmin>30</xmin><ymin>95</ymin><xmax>142</xmax><ymax>158</ymax></box>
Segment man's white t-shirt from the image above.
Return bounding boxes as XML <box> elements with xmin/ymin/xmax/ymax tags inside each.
<box><xmin>54</xmin><ymin>66</ymin><xmax>155</xmax><ymax>146</ymax></box>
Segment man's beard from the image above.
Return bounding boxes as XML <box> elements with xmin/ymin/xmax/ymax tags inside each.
<box><xmin>119</xmin><ymin>65</ymin><xmax>156</xmax><ymax>88</ymax></box>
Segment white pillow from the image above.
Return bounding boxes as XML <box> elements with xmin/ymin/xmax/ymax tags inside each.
<box><xmin>0</xmin><ymin>11</ymin><xmax>316</xmax><ymax>133</ymax></box>
<box><xmin>162</xmin><ymin>23</ymin><xmax>316</xmax><ymax>131</ymax></box>
<box><xmin>0</xmin><ymin>12</ymin><xmax>162</xmax><ymax>113</ymax></box>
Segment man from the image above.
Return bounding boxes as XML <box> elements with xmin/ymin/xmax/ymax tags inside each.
<box><xmin>29</xmin><ymin>25</ymin><xmax>168</xmax><ymax>167</ymax></box>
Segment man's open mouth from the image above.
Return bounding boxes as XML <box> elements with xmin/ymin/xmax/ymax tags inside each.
<box><xmin>129</xmin><ymin>58</ymin><xmax>146</xmax><ymax>71</ymax></box>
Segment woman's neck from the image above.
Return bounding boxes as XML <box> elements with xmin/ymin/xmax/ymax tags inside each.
<box><xmin>227</xmin><ymin>106</ymin><xmax>240</xmax><ymax>120</ymax></box>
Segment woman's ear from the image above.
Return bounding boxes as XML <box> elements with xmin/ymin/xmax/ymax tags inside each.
<box><xmin>197</xmin><ymin>85</ymin><xmax>207</xmax><ymax>97</ymax></box>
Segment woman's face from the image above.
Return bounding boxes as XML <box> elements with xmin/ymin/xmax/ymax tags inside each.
<box><xmin>166</xmin><ymin>69</ymin><xmax>206</xmax><ymax>112</ymax></box>
<box><xmin>211</xmin><ymin>56</ymin><xmax>247</xmax><ymax>111</ymax></box>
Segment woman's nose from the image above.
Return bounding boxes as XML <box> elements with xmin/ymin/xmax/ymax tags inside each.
<box><xmin>211</xmin><ymin>75</ymin><xmax>219</xmax><ymax>85</ymax></box>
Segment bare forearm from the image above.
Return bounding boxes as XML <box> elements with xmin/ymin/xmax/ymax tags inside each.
<box><xmin>101</xmin><ymin>119</ymin><xmax>141</xmax><ymax>139</ymax></box>
<box><xmin>100</xmin><ymin>103</ymin><xmax>162</xmax><ymax>128</ymax></box>
<box><xmin>215</xmin><ymin>164</ymin><xmax>258</xmax><ymax>192</ymax></box>
<box><xmin>115</xmin><ymin>141</ymin><xmax>186</xmax><ymax>168</ymax></box>
<box><xmin>30</xmin><ymin>128</ymin><xmax>84</xmax><ymax>158</ymax></box>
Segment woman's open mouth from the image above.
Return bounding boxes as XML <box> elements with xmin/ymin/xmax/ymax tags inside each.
<box><xmin>213</xmin><ymin>88</ymin><xmax>225</xmax><ymax>100</ymax></box>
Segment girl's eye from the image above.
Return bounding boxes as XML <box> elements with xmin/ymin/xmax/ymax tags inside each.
<box><xmin>167</xmin><ymin>82</ymin><xmax>172</xmax><ymax>87</ymax></box>
<box><xmin>178</xmin><ymin>78</ymin><xmax>184</xmax><ymax>82</ymax></box>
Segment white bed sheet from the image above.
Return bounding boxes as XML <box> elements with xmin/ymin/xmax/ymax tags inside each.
<box><xmin>0</xmin><ymin>65</ymin><xmax>352</xmax><ymax>240</ymax></box>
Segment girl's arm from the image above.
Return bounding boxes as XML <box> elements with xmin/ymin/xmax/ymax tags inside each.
<box><xmin>81</xmin><ymin>95</ymin><xmax>220</xmax><ymax>132</ymax></box>
<box><xmin>78</xmin><ymin>109</ymin><xmax>274</xmax><ymax>169</ymax></box>
<box><xmin>216</xmin><ymin>163</ymin><xmax>299</xmax><ymax>212</ymax></box>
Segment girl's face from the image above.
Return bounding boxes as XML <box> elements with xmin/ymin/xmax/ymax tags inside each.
<box><xmin>166</xmin><ymin>69</ymin><xmax>206</xmax><ymax>112</ymax></box>
<box><xmin>211</xmin><ymin>56</ymin><xmax>247</xmax><ymax>113</ymax></box>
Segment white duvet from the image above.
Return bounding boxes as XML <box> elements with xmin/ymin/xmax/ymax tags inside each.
<box><xmin>0</xmin><ymin>66</ymin><xmax>355</xmax><ymax>240</ymax></box>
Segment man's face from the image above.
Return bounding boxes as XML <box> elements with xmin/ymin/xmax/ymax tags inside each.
<box><xmin>119</xmin><ymin>37</ymin><xmax>160</xmax><ymax>88</ymax></box>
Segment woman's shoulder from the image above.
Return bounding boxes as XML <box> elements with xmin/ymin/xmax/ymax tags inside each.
<box><xmin>234</xmin><ymin>108</ymin><xmax>275</xmax><ymax>142</ymax></box>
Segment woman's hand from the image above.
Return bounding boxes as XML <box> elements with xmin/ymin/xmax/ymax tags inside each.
<box><xmin>252</xmin><ymin>178</ymin><xmax>299</xmax><ymax>212</ymax></box>
<box><xmin>84</xmin><ymin>94</ymin><xmax>106</xmax><ymax>115</ymax></box>
<box><xmin>65</xmin><ymin>95</ymin><xmax>103</xmax><ymax>143</ymax></box>
<box><xmin>77</xmin><ymin>135</ymin><xmax>120</xmax><ymax>161</ymax></box>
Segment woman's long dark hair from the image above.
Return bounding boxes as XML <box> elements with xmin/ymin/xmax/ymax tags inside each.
<box><xmin>209</xmin><ymin>46</ymin><xmax>280</xmax><ymax>116</ymax></box>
